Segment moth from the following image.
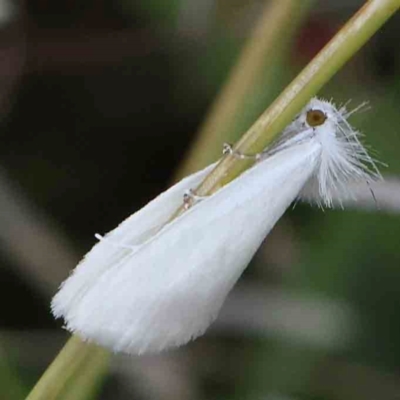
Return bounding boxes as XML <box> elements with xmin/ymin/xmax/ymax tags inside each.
<box><xmin>52</xmin><ymin>98</ymin><xmax>380</xmax><ymax>354</ymax></box>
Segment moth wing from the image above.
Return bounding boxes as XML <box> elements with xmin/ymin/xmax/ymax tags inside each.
<box><xmin>55</xmin><ymin>142</ymin><xmax>321</xmax><ymax>354</ymax></box>
<box><xmin>52</xmin><ymin>163</ymin><xmax>216</xmax><ymax>317</ymax></box>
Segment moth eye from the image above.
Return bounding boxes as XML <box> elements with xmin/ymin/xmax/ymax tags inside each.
<box><xmin>306</xmin><ymin>109</ymin><xmax>327</xmax><ymax>127</ymax></box>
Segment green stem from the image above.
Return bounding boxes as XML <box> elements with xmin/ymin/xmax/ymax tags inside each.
<box><xmin>189</xmin><ymin>0</ymin><xmax>400</xmax><ymax>200</ymax></box>
<box><xmin>26</xmin><ymin>336</ymin><xmax>109</xmax><ymax>400</ymax></box>
<box><xmin>59</xmin><ymin>346</ymin><xmax>110</xmax><ymax>400</ymax></box>
<box><xmin>175</xmin><ymin>0</ymin><xmax>315</xmax><ymax>179</ymax></box>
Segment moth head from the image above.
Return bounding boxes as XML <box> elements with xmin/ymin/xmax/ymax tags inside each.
<box><xmin>298</xmin><ymin>98</ymin><xmax>382</xmax><ymax>208</ymax></box>
<box><xmin>301</xmin><ymin>98</ymin><xmax>340</xmax><ymax>132</ymax></box>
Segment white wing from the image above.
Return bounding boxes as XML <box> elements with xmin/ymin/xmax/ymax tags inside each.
<box><xmin>52</xmin><ymin>141</ymin><xmax>321</xmax><ymax>354</ymax></box>
<box><xmin>52</xmin><ymin>163</ymin><xmax>216</xmax><ymax>319</ymax></box>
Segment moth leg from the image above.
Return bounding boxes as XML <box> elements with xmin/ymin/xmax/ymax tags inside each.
<box><xmin>183</xmin><ymin>142</ymin><xmax>267</xmax><ymax>211</ymax></box>
<box><xmin>183</xmin><ymin>189</ymin><xmax>208</xmax><ymax>210</ymax></box>
<box><xmin>366</xmin><ymin>180</ymin><xmax>379</xmax><ymax>210</ymax></box>
<box><xmin>222</xmin><ymin>142</ymin><xmax>262</xmax><ymax>161</ymax></box>
<box><xmin>94</xmin><ymin>233</ymin><xmax>138</xmax><ymax>250</ymax></box>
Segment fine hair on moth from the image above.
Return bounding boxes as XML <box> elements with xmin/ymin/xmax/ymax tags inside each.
<box><xmin>51</xmin><ymin>97</ymin><xmax>382</xmax><ymax>355</ymax></box>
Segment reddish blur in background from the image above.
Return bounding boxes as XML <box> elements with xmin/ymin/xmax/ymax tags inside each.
<box><xmin>1</xmin><ymin>1</ymin><xmax>400</xmax><ymax>399</ymax></box>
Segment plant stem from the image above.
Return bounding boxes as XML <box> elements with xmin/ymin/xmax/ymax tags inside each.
<box><xmin>59</xmin><ymin>345</ymin><xmax>110</xmax><ymax>400</ymax></box>
<box><xmin>175</xmin><ymin>0</ymin><xmax>314</xmax><ymax>179</ymax></box>
<box><xmin>184</xmin><ymin>0</ymin><xmax>400</xmax><ymax>205</ymax></box>
<box><xmin>26</xmin><ymin>336</ymin><xmax>109</xmax><ymax>400</ymax></box>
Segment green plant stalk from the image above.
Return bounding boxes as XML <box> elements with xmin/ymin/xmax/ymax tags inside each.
<box><xmin>26</xmin><ymin>336</ymin><xmax>109</xmax><ymax>400</ymax></box>
<box><xmin>182</xmin><ymin>0</ymin><xmax>400</xmax><ymax>205</ymax></box>
<box><xmin>176</xmin><ymin>0</ymin><xmax>315</xmax><ymax>179</ymax></box>
<box><xmin>59</xmin><ymin>346</ymin><xmax>110</xmax><ymax>400</ymax></box>
<box><xmin>26</xmin><ymin>1</ymin><xmax>399</xmax><ymax>399</ymax></box>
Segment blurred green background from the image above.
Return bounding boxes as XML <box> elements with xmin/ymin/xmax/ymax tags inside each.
<box><xmin>0</xmin><ymin>0</ymin><xmax>400</xmax><ymax>399</ymax></box>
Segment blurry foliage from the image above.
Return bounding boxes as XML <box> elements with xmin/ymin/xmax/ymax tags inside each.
<box><xmin>0</xmin><ymin>0</ymin><xmax>400</xmax><ymax>399</ymax></box>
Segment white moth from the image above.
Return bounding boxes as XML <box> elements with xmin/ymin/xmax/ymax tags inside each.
<box><xmin>51</xmin><ymin>98</ymin><xmax>380</xmax><ymax>354</ymax></box>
